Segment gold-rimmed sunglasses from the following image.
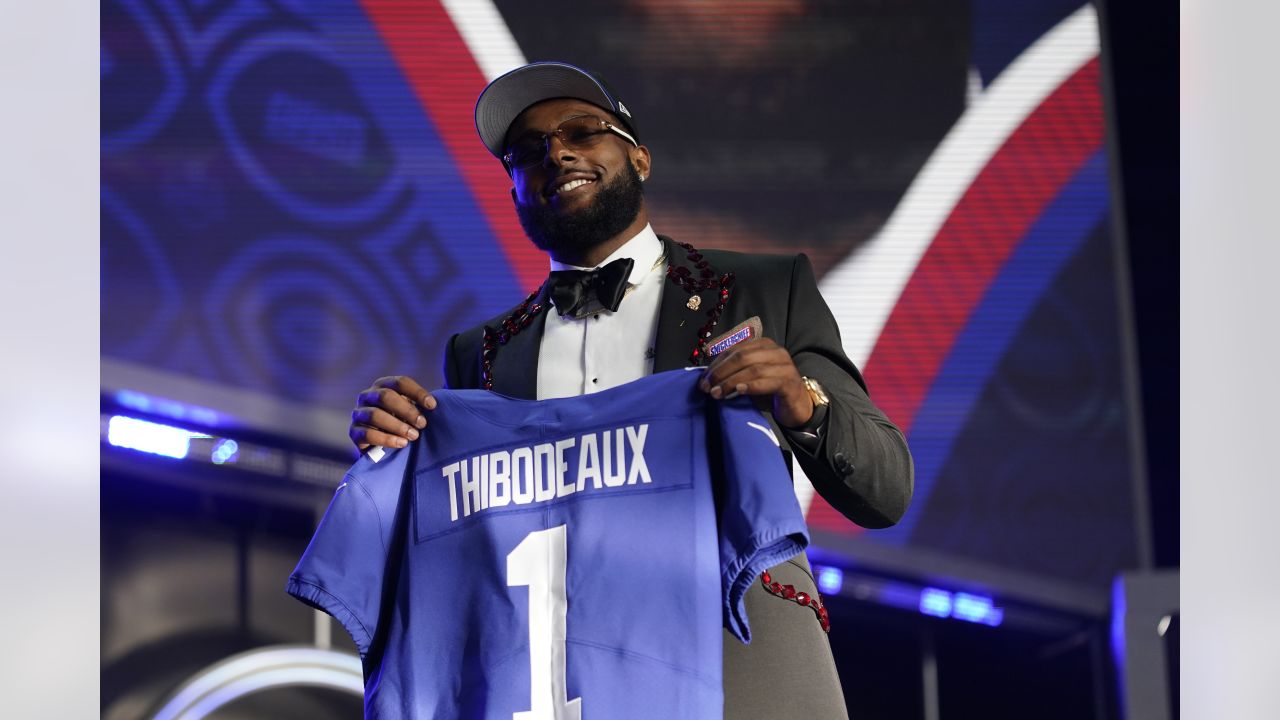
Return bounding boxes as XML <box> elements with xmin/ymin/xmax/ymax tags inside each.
<box><xmin>503</xmin><ymin>115</ymin><xmax>639</xmax><ymax>170</ymax></box>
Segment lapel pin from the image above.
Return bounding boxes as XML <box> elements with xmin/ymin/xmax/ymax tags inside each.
<box><xmin>686</xmin><ymin>295</ymin><xmax>702</xmax><ymax>311</ymax></box>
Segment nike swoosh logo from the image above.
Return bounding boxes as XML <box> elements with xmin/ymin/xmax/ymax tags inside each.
<box><xmin>747</xmin><ymin>421</ymin><xmax>780</xmax><ymax>447</ymax></box>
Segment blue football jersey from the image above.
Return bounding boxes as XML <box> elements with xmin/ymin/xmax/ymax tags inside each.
<box><xmin>287</xmin><ymin>368</ymin><xmax>809</xmax><ymax>719</ymax></box>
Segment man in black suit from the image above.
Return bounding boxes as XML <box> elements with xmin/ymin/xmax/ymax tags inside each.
<box><xmin>348</xmin><ymin>61</ymin><xmax>912</xmax><ymax>719</ymax></box>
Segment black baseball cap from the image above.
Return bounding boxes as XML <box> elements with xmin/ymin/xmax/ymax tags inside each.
<box><xmin>474</xmin><ymin>61</ymin><xmax>638</xmax><ymax>159</ymax></box>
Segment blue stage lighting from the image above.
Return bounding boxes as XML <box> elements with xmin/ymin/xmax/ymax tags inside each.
<box><xmin>211</xmin><ymin>439</ymin><xmax>240</xmax><ymax>465</ymax></box>
<box><xmin>815</xmin><ymin>565</ymin><xmax>844</xmax><ymax>595</ymax></box>
<box><xmin>1110</xmin><ymin>575</ymin><xmax>1127</xmax><ymax>706</ymax></box>
<box><xmin>919</xmin><ymin>588</ymin><xmax>953</xmax><ymax>618</ymax></box>
<box><xmin>114</xmin><ymin>389</ymin><xmax>221</xmax><ymax>427</ymax></box>
<box><xmin>107</xmin><ymin>416</ymin><xmax>193</xmax><ymax>459</ymax></box>
<box><xmin>953</xmin><ymin>592</ymin><xmax>1004</xmax><ymax>626</ymax></box>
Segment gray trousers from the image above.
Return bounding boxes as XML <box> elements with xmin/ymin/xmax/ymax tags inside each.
<box><xmin>722</xmin><ymin>553</ymin><xmax>849</xmax><ymax>719</ymax></box>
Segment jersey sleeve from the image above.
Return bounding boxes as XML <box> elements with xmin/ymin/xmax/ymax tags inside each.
<box><xmin>713</xmin><ymin>397</ymin><xmax>811</xmax><ymax>644</ymax></box>
<box><xmin>286</xmin><ymin>448</ymin><xmax>410</xmax><ymax>657</ymax></box>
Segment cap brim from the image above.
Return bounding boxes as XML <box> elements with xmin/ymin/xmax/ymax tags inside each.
<box><xmin>475</xmin><ymin>62</ymin><xmax>621</xmax><ymax>158</ymax></box>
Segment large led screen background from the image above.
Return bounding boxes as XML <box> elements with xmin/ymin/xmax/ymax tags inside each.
<box><xmin>102</xmin><ymin>0</ymin><xmax>1140</xmax><ymax>606</ymax></box>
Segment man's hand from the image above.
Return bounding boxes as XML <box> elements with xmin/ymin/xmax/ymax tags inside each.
<box><xmin>349</xmin><ymin>375</ymin><xmax>438</xmax><ymax>451</ymax></box>
<box><xmin>698</xmin><ymin>337</ymin><xmax>814</xmax><ymax>429</ymax></box>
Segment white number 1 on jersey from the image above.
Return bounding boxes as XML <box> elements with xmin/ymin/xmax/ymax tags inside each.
<box><xmin>507</xmin><ymin>525</ymin><xmax>583</xmax><ymax>720</ymax></box>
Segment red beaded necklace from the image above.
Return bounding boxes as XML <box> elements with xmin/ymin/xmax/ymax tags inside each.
<box><xmin>665</xmin><ymin>242</ymin><xmax>736</xmax><ymax>366</ymax></box>
<box><xmin>479</xmin><ymin>241</ymin><xmax>735</xmax><ymax>390</ymax></box>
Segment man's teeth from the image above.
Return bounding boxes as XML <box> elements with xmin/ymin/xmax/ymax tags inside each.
<box><xmin>556</xmin><ymin>179</ymin><xmax>594</xmax><ymax>194</ymax></box>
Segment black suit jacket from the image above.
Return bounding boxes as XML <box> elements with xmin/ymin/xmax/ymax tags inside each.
<box><xmin>442</xmin><ymin>237</ymin><xmax>914</xmax><ymax>718</ymax></box>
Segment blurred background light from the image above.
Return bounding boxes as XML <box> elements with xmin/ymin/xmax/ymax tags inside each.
<box><xmin>919</xmin><ymin>588</ymin><xmax>954</xmax><ymax>618</ymax></box>
<box><xmin>114</xmin><ymin>389</ymin><xmax>222</xmax><ymax>427</ymax></box>
<box><xmin>106</xmin><ymin>416</ymin><xmax>195</xmax><ymax>459</ymax></box>
<box><xmin>210</xmin><ymin>439</ymin><xmax>240</xmax><ymax>465</ymax></box>
<box><xmin>815</xmin><ymin>565</ymin><xmax>845</xmax><ymax>595</ymax></box>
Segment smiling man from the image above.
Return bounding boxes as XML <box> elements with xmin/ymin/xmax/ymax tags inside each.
<box><xmin>346</xmin><ymin>61</ymin><xmax>914</xmax><ymax>719</ymax></box>
<box><xmin>507</xmin><ymin>99</ymin><xmax>650</xmax><ymax>267</ymax></box>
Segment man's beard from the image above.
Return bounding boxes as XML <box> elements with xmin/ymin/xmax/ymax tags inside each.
<box><xmin>515</xmin><ymin>161</ymin><xmax>644</xmax><ymax>260</ymax></box>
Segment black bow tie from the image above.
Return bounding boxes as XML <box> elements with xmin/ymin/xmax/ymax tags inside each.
<box><xmin>547</xmin><ymin>257</ymin><xmax>635</xmax><ymax>318</ymax></box>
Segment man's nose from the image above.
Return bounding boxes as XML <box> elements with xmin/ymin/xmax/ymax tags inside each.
<box><xmin>543</xmin><ymin>132</ymin><xmax>577</xmax><ymax>165</ymax></box>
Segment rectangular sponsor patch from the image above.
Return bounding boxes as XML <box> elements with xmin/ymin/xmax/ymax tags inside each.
<box><xmin>707</xmin><ymin>316</ymin><xmax>763</xmax><ymax>357</ymax></box>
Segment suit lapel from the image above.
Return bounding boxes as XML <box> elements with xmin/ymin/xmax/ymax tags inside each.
<box><xmin>488</xmin><ymin>285</ymin><xmax>550</xmax><ymax>400</ymax></box>
<box><xmin>653</xmin><ymin>237</ymin><xmax>723</xmax><ymax>372</ymax></box>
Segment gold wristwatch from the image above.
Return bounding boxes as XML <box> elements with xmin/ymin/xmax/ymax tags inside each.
<box><xmin>801</xmin><ymin>376</ymin><xmax>830</xmax><ymax>408</ymax></box>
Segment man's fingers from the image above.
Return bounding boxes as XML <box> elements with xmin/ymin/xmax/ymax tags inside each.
<box><xmin>374</xmin><ymin>375</ymin><xmax>436</xmax><ymax>413</ymax></box>
<box><xmin>713</xmin><ymin>363</ymin><xmax>764</xmax><ymax>394</ymax></box>
<box><xmin>350</xmin><ymin>375</ymin><xmax>440</xmax><ymax>452</ymax></box>
<box><xmin>707</xmin><ymin>364</ymin><xmax>789</xmax><ymax>399</ymax></box>
<box><xmin>354</xmin><ymin>387</ymin><xmax>428</xmax><ymax>427</ymax></box>
<box><xmin>352</xmin><ymin>407</ymin><xmax>421</xmax><ymax>441</ymax></box>
<box><xmin>350</xmin><ymin>424</ymin><xmax>411</xmax><ymax>450</ymax></box>
<box><xmin>701</xmin><ymin>342</ymin><xmax>791</xmax><ymax>390</ymax></box>
<box><xmin>377</xmin><ymin>388</ymin><xmax>422</xmax><ymax>426</ymax></box>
